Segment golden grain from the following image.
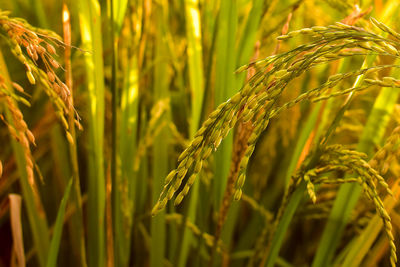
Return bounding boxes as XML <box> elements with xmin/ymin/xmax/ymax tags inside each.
<box><xmin>26</xmin><ymin>71</ymin><xmax>35</xmax><ymax>84</ymax></box>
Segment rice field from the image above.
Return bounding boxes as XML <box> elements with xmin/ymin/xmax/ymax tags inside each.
<box><xmin>0</xmin><ymin>0</ymin><xmax>400</xmax><ymax>266</ymax></box>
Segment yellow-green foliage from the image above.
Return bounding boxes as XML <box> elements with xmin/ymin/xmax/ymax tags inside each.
<box><xmin>0</xmin><ymin>1</ymin><xmax>400</xmax><ymax>267</ymax></box>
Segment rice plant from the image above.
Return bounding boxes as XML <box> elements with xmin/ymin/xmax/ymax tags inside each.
<box><xmin>0</xmin><ymin>1</ymin><xmax>400</xmax><ymax>267</ymax></box>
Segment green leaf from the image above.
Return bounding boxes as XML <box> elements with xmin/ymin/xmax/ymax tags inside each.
<box><xmin>46</xmin><ymin>179</ymin><xmax>73</xmax><ymax>267</ymax></box>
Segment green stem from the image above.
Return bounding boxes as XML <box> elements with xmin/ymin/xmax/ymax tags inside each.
<box><xmin>76</xmin><ymin>0</ymin><xmax>106</xmax><ymax>266</ymax></box>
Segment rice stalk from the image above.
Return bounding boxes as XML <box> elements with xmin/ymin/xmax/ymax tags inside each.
<box><xmin>3</xmin><ymin>2</ymin><xmax>400</xmax><ymax>267</ymax></box>
<box><xmin>0</xmin><ymin>47</ymin><xmax>49</xmax><ymax>267</ymax></box>
<box><xmin>113</xmin><ymin>5</ymin><xmax>140</xmax><ymax>266</ymax></box>
<box><xmin>151</xmin><ymin>16</ymin><xmax>400</xmax><ymax>267</ymax></box>
<box><xmin>175</xmin><ymin>0</ymin><xmax>206</xmax><ymax>265</ymax></box>
<box><xmin>153</xmin><ymin>18</ymin><xmax>400</xmax><ymax>214</ymax></box>
<box><xmin>151</xmin><ymin>3</ymin><xmax>170</xmax><ymax>267</ymax></box>
<box><xmin>341</xmin><ymin>180</ymin><xmax>400</xmax><ymax>266</ymax></box>
<box><xmin>61</xmin><ymin>4</ymin><xmax>87</xmax><ymax>266</ymax></box>
<box><xmin>313</xmin><ymin>5</ymin><xmax>400</xmax><ymax>266</ymax></box>
<box><xmin>45</xmin><ymin>178</ymin><xmax>72</xmax><ymax>267</ymax></box>
<box><xmin>76</xmin><ymin>0</ymin><xmax>106</xmax><ymax>266</ymax></box>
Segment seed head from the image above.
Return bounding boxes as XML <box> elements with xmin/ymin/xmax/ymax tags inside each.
<box><xmin>234</xmin><ymin>189</ymin><xmax>242</xmax><ymax>201</ymax></box>
<box><xmin>49</xmin><ymin>58</ymin><xmax>60</xmax><ymax>69</ymax></box>
<box><xmin>165</xmin><ymin>170</ymin><xmax>177</xmax><ymax>185</ymax></box>
<box><xmin>236</xmin><ymin>173</ymin><xmax>246</xmax><ymax>188</ymax></box>
<box><xmin>47</xmin><ymin>71</ymin><xmax>55</xmax><ymax>82</ymax></box>
<box><xmin>174</xmin><ymin>193</ymin><xmax>184</xmax><ymax>206</ymax></box>
<box><xmin>26</xmin><ymin>71</ymin><xmax>35</xmax><ymax>84</ymax></box>
<box><xmin>66</xmin><ymin>132</ymin><xmax>74</xmax><ymax>144</ymax></box>
<box><xmin>46</xmin><ymin>43</ymin><xmax>56</xmax><ymax>54</ymax></box>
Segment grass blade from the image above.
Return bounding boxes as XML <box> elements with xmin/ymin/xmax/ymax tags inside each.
<box><xmin>76</xmin><ymin>0</ymin><xmax>106</xmax><ymax>266</ymax></box>
<box><xmin>341</xmin><ymin>181</ymin><xmax>400</xmax><ymax>266</ymax></box>
<box><xmin>186</xmin><ymin>0</ymin><xmax>205</xmax><ymax>136</ymax></box>
<box><xmin>176</xmin><ymin>0</ymin><xmax>205</xmax><ymax>265</ymax></box>
<box><xmin>46</xmin><ymin>179</ymin><xmax>73</xmax><ymax>267</ymax></box>
<box><xmin>114</xmin><ymin>30</ymin><xmax>140</xmax><ymax>267</ymax></box>
<box><xmin>151</xmin><ymin>3</ymin><xmax>169</xmax><ymax>267</ymax></box>
<box><xmin>235</xmin><ymin>0</ymin><xmax>264</xmax><ymax>87</ymax></box>
<box><xmin>112</xmin><ymin>0</ymin><xmax>128</xmax><ymax>34</ymax></box>
<box><xmin>213</xmin><ymin>0</ymin><xmax>237</xmax><ymax>212</ymax></box>
<box><xmin>62</xmin><ymin>4</ymin><xmax>87</xmax><ymax>266</ymax></box>
<box><xmin>265</xmin><ymin>183</ymin><xmax>307</xmax><ymax>267</ymax></box>
<box><xmin>219</xmin><ymin>0</ymin><xmax>265</xmax><ymax>259</ymax></box>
